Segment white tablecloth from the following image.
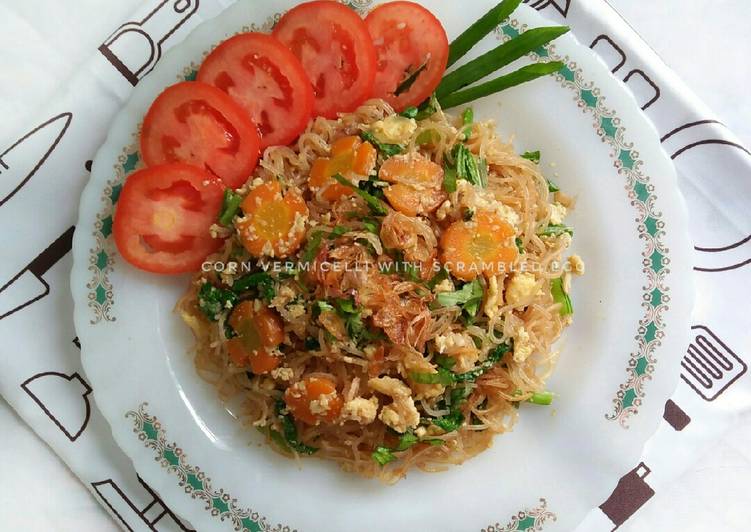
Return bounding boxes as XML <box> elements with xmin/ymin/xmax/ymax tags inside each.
<box><xmin>1</xmin><ymin>1</ymin><xmax>749</xmax><ymax>530</ymax></box>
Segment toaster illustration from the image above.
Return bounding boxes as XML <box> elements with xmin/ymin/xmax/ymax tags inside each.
<box><xmin>99</xmin><ymin>0</ymin><xmax>200</xmax><ymax>86</ymax></box>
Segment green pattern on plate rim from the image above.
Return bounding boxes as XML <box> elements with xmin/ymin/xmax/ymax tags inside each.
<box><xmin>497</xmin><ymin>21</ymin><xmax>671</xmax><ymax>428</ymax></box>
<box><xmin>482</xmin><ymin>499</ymin><xmax>556</xmax><ymax>532</ymax></box>
<box><xmin>127</xmin><ymin>403</ymin><xmax>292</xmax><ymax>532</ymax></box>
<box><xmin>86</xmin><ymin>139</ymin><xmax>140</xmax><ymax>324</ymax></box>
<box><xmin>128</xmin><ymin>403</ymin><xmax>557</xmax><ymax>532</ymax></box>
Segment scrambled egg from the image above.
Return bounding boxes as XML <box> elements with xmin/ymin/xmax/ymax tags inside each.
<box><xmin>549</xmin><ymin>202</ymin><xmax>567</xmax><ymax>225</ymax></box>
<box><xmin>513</xmin><ymin>326</ymin><xmax>534</xmax><ymax>362</ymax></box>
<box><xmin>368</xmin><ymin>376</ymin><xmax>420</xmax><ymax>433</ymax></box>
<box><xmin>568</xmin><ymin>254</ymin><xmax>585</xmax><ymax>275</ymax></box>
<box><xmin>505</xmin><ymin>272</ymin><xmax>539</xmax><ymax>307</ymax></box>
<box><xmin>370</xmin><ymin>115</ymin><xmax>417</xmax><ymax>144</ymax></box>
<box><xmin>341</xmin><ymin>397</ymin><xmax>379</xmax><ymax>424</ymax></box>
<box><xmin>483</xmin><ymin>275</ymin><xmax>505</xmax><ymax>319</ymax></box>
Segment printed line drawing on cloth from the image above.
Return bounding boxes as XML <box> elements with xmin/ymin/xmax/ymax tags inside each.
<box><xmin>523</xmin><ymin>0</ymin><xmax>570</xmax><ymax>17</ymax></box>
<box><xmin>588</xmin><ymin>35</ymin><xmax>660</xmax><ymax>110</ymax></box>
<box><xmin>20</xmin><ymin>371</ymin><xmax>92</xmax><ymax>442</ymax></box>
<box><xmin>693</xmin><ymin>234</ymin><xmax>751</xmax><ymax>273</ymax></box>
<box><xmin>0</xmin><ymin>113</ymin><xmax>72</xmax><ymax>208</ymax></box>
<box><xmin>662</xmin><ymin>398</ymin><xmax>691</xmax><ymax>431</ymax></box>
<box><xmin>661</xmin><ymin>119</ymin><xmax>751</xmax><ymax>160</ymax></box>
<box><xmin>99</xmin><ymin>0</ymin><xmax>201</xmax><ymax>86</ymax></box>
<box><xmin>92</xmin><ymin>476</ymin><xmax>194</xmax><ymax>532</ymax></box>
<box><xmin>598</xmin><ymin>462</ymin><xmax>655</xmax><ymax>531</ymax></box>
<box><xmin>0</xmin><ymin>227</ymin><xmax>74</xmax><ymax>320</ymax></box>
<box><xmin>681</xmin><ymin>325</ymin><xmax>747</xmax><ymax>401</ymax></box>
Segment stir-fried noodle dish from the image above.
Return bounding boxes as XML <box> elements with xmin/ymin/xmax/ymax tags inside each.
<box><xmin>178</xmin><ymin>98</ymin><xmax>584</xmax><ymax>482</ymax></box>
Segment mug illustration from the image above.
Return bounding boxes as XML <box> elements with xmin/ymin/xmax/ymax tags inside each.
<box><xmin>92</xmin><ymin>476</ymin><xmax>194</xmax><ymax>531</ymax></box>
<box><xmin>599</xmin><ymin>462</ymin><xmax>655</xmax><ymax>531</ymax></box>
<box><xmin>681</xmin><ymin>325</ymin><xmax>747</xmax><ymax>401</ymax></box>
<box><xmin>20</xmin><ymin>371</ymin><xmax>92</xmax><ymax>442</ymax></box>
<box><xmin>662</xmin><ymin>398</ymin><xmax>690</xmax><ymax>431</ymax></box>
<box><xmin>99</xmin><ymin>0</ymin><xmax>200</xmax><ymax>86</ymax></box>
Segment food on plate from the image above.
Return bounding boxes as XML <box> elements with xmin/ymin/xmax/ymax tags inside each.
<box><xmin>272</xmin><ymin>0</ymin><xmax>377</xmax><ymax>118</ymax></box>
<box><xmin>197</xmin><ymin>32</ymin><xmax>315</xmax><ymax>149</ymax></box>
<box><xmin>112</xmin><ymin>163</ymin><xmax>225</xmax><ymax>274</ymax></box>
<box><xmin>364</xmin><ymin>1</ymin><xmax>449</xmax><ymax>111</ymax></box>
<box><xmin>139</xmin><ymin>81</ymin><xmax>261</xmax><ymax>189</ymax></box>
<box><xmin>112</xmin><ymin>0</ymin><xmax>577</xmax><ymax>482</ymax></box>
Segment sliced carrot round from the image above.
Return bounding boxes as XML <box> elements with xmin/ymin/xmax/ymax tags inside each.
<box><xmin>284</xmin><ymin>376</ymin><xmax>343</xmax><ymax>425</ymax></box>
<box><xmin>309</xmin><ymin>136</ymin><xmax>377</xmax><ymax>202</ymax></box>
<box><xmin>379</xmin><ymin>154</ymin><xmax>446</xmax><ymax>216</ymax></box>
<box><xmin>226</xmin><ymin>301</ymin><xmax>284</xmax><ymax>374</ymax></box>
<box><xmin>236</xmin><ymin>180</ymin><xmax>308</xmax><ymax>257</ymax></box>
<box><xmin>440</xmin><ymin>211</ymin><xmax>518</xmax><ymax>281</ymax></box>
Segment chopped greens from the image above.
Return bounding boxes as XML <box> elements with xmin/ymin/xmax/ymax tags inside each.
<box><xmin>547</xmin><ymin>179</ymin><xmax>560</xmax><ymax>192</ymax></box>
<box><xmin>427</xmin><ymin>267</ymin><xmax>450</xmax><ymax>290</ymax></box>
<box><xmin>313</xmin><ymin>300</ymin><xmax>335</xmax><ymax>314</ymax></box>
<box><xmin>197</xmin><ymin>282</ymin><xmax>238</xmax><ymax>321</ymax></box>
<box><xmin>410</xmin><ymin>367</ymin><xmax>457</xmax><ymax>386</ymax></box>
<box><xmin>218</xmin><ymin>188</ymin><xmax>243</xmax><ymax>226</ymax></box>
<box><xmin>400</xmin><ymin>106</ymin><xmax>419</xmax><ymax>119</ymax></box>
<box><xmin>415</xmin><ymin>93</ymin><xmax>440</xmax><ymax>120</ymax></box>
<box><xmin>412</xmin><ymin>342</ymin><xmax>511</xmax><ymax>386</ymax></box>
<box><xmin>449</xmin><ymin>143</ymin><xmax>485</xmax><ymax>188</ymax></box>
<box><xmin>332</xmin><ymin>297</ymin><xmax>367</xmax><ymax>342</ymax></box>
<box><xmin>362</xmin><ymin>217</ymin><xmax>381</xmax><ymax>234</ymax></box>
<box><xmin>435</xmin><ymin>279</ymin><xmax>484</xmax><ymax>318</ymax></box>
<box><xmin>521</xmin><ymin>150</ymin><xmax>541</xmax><ymax>164</ymax></box>
<box><xmin>372</xmin><ymin>446</ymin><xmax>397</xmax><ymax>466</ymax></box>
<box><xmin>528</xmin><ymin>391</ymin><xmax>554</xmax><ymax>405</ymax></box>
<box><xmin>416</xmin><ymin>128</ymin><xmax>440</xmax><ymax>146</ymax></box>
<box><xmin>276</xmin><ymin>401</ymin><xmax>318</xmax><ymax>455</ymax></box>
<box><xmin>446</xmin><ymin>0</ymin><xmax>523</xmax><ymax>68</ymax></box>
<box><xmin>538</xmin><ymin>224</ymin><xmax>573</xmax><ymax>237</ymax></box>
<box><xmin>443</xmin><ymin>165</ymin><xmax>458</xmax><ymax>193</ymax></box>
<box><xmin>395</xmin><ymin>431</ymin><xmax>419</xmax><ymax>451</ymax></box>
<box><xmin>432</xmin><ymin>410</ymin><xmax>464</xmax><ymax>432</ymax></box>
<box><xmin>550</xmin><ymin>277</ymin><xmax>573</xmax><ymax>316</ymax></box>
<box><xmin>438</xmin><ymin>61</ymin><xmax>565</xmax><ymax>109</ymax></box>
<box><xmin>360</xmin><ymin>131</ymin><xmax>403</xmax><ymax>158</ymax></box>
<box><xmin>232</xmin><ymin>272</ymin><xmax>275</xmax><ymax>301</ymax></box>
<box><xmin>301</xmin><ymin>231</ymin><xmax>325</xmax><ymax>264</ymax></box>
<box><xmin>462</xmin><ymin>107</ymin><xmax>474</xmax><ymax>137</ymax></box>
<box><xmin>333</xmin><ymin>174</ymin><xmax>389</xmax><ymax>216</ymax></box>
<box><xmin>515</xmin><ymin>237</ymin><xmax>525</xmax><ymax>254</ymax></box>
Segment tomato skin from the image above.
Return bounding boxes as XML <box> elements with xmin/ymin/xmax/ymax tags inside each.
<box><xmin>140</xmin><ymin>81</ymin><xmax>260</xmax><ymax>189</ymax></box>
<box><xmin>365</xmin><ymin>1</ymin><xmax>449</xmax><ymax>110</ymax></box>
<box><xmin>273</xmin><ymin>1</ymin><xmax>377</xmax><ymax>119</ymax></box>
<box><xmin>113</xmin><ymin>164</ymin><xmax>225</xmax><ymax>274</ymax></box>
<box><xmin>197</xmin><ymin>32</ymin><xmax>314</xmax><ymax>149</ymax></box>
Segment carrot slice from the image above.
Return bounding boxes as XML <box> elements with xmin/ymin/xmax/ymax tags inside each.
<box><xmin>226</xmin><ymin>301</ymin><xmax>284</xmax><ymax>374</ymax></box>
<box><xmin>440</xmin><ymin>211</ymin><xmax>518</xmax><ymax>281</ymax></box>
<box><xmin>379</xmin><ymin>154</ymin><xmax>446</xmax><ymax>216</ymax></box>
<box><xmin>308</xmin><ymin>136</ymin><xmax>377</xmax><ymax>202</ymax></box>
<box><xmin>236</xmin><ymin>181</ymin><xmax>308</xmax><ymax>258</ymax></box>
<box><xmin>284</xmin><ymin>376</ymin><xmax>343</xmax><ymax>424</ymax></box>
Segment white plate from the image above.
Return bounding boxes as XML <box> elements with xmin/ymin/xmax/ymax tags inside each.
<box><xmin>71</xmin><ymin>2</ymin><xmax>694</xmax><ymax>531</ymax></box>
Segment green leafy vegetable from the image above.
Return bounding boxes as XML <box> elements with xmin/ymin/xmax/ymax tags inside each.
<box><xmin>515</xmin><ymin>237</ymin><xmax>525</xmax><ymax>254</ymax></box>
<box><xmin>528</xmin><ymin>391</ymin><xmax>554</xmax><ymax>405</ymax></box>
<box><xmin>197</xmin><ymin>283</ymin><xmax>238</xmax><ymax>321</ymax></box>
<box><xmin>232</xmin><ymin>272</ymin><xmax>275</xmax><ymax>301</ymax></box>
<box><xmin>547</xmin><ymin>179</ymin><xmax>560</xmax><ymax>192</ymax></box>
<box><xmin>438</xmin><ymin>27</ymin><xmax>569</xmax><ymax>99</ymax></box>
<box><xmin>449</xmin><ymin>144</ymin><xmax>485</xmax><ymax>188</ymax></box>
<box><xmin>218</xmin><ymin>189</ymin><xmax>243</xmax><ymax>226</ymax></box>
<box><xmin>400</xmin><ymin>106</ymin><xmax>419</xmax><ymax>119</ymax></box>
<box><xmin>332</xmin><ymin>174</ymin><xmax>389</xmax><ymax>216</ymax></box>
<box><xmin>436</xmin><ymin>279</ymin><xmax>484</xmax><ymax>318</ymax></box>
<box><xmin>438</xmin><ymin>61</ymin><xmax>565</xmax><ymax>109</ymax></box>
<box><xmin>415</xmin><ymin>93</ymin><xmax>440</xmax><ymax>120</ymax></box>
<box><xmin>276</xmin><ymin>401</ymin><xmax>318</xmax><ymax>455</ymax></box>
<box><xmin>362</xmin><ymin>217</ymin><xmax>381</xmax><ymax>234</ymax></box>
<box><xmin>537</xmin><ymin>224</ymin><xmax>573</xmax><ymax>237</ymax></box>
<box><xmin>416</xmin><ymin>129</ymin><xmax>440</xmax><ymax>146</ymax></box>
<box><xmin>453</xmin><ymin>342</ymin><xmax>510</xmax><ymax>382</ymax></box>
<box><xmin>446</xmin><ymin>0</ymin><xmax>523</xmax><ymax>68</ymax></box>
<box><xmin>462</xmin><ymin>107</ymin><xmax>474</xmax><ymax>137</ymax></box>
<box><xmin>443</xmin><ymin>165</ymin><xmax>458</xmax><ymax>193</ymax></box>
<box><xmin>395</xmin><ymin>432</ymin><xmax>419</xmax><ymax>451</ymax></box>
<box><xmin>395</xmin><ymin>60</ymin><xmax>429</xmax><ymax>96</ymax></box>
<box><xmin>427</xmin><ymin>267</ymin><xmax>450</xmax><ymax>290</ymax></box>
<box><xmin>313</xmin><ymin>300</ymin><xmax>335</xmax><ymax>314</ymax></box>
<box><xmin>358</xmin><ymin>176</ymin><xmax>387</xmax><ymax>200</ymax></box>
<box><xmin>432</xmin><ymin>409</ymin><xmax>464</xmax><ymax>432</ymax></box>
<box><xmin>301</xmin><ymin>231</ymin><xmax>325</xmax><ymax>264</ymax></box>
<box><xmin>550</xmin><ymin>277</ymin><xmax>573</xmax><ymax>316</ymax></box>
<box><xmin>372</xmin><ymin>446</ymin><xmax>397</xmax><ymax>466</ymax></box>
<box><xmin>327</xmin><ymin>225</ymin><xmax>349</xmax><ymax>239</ymax></box>
<box><xmin>522</xmin><ymin>150</ymin><xmax>541</xmax><ymax>164</ymax></box>
<box><xmin>410</xmin><ymin>367</ymin><xmax>457</xmax><ymax>386</ymax></box>
<box><xmin>360</xmin><ymin>131</ymin><xmax>403</xmax><ymax>158</ymax></box>
<box><xmin>412</xmin><ymin>342</ymin><xmax>510</xmax><ymax>387</ymax></box>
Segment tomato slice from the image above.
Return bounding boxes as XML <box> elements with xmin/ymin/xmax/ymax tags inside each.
<box><xmin>273</xmin><ymin>1</ymin><xmax>377</xmax><ymax>119</ymax></box>
<box><xmin>197</xmin><ymin>32</ymin><xmax>314</xmax><ymax>149</ymax></box>
<box><xmin>113</xmin><ymin>164</ymin><xmax>225</xmax><ymax>274</ymax></box>
<box><xmin>365</xmin><ymin>1</ymin><xmax>449</xmax><ymax>111</ymax></box>
<box><xmin>140</xmin><ymin>81</ymin><xmax>260</xmax><ymax>189</ymax></box>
